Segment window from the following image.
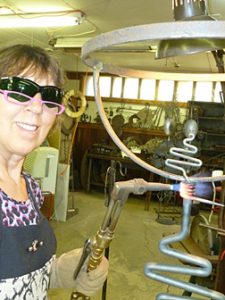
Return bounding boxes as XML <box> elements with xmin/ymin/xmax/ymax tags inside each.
<box><xmin>157</xmin><ymin>80</ymin><xmax>174</xmax><ymax>101</ymax></box>
<box><xmin>85</xmin><ymin>76</ymin><xmax>94</xmax><ymax>96</ymax></box>
<box><xmin>99</xmin><ymin>76</ymin><xmax>111</xmax><ymax>97</ymax></box>
<box><xmin>123</xmin><ymin>78</ymin><xmax>139</xmax><ymax>99</ymax></box>
<box><xmin>140</xmin><ymin>79</ymin><xmax>156</xmax><ymax>100</ymax></box>
<box><xmin>213</xmin><ymin>82</ymin><xmax>223</xmax><ymax>103</ymax></box>
<box><xmin>112</xmin><ymin>77</ymin><xmax>123</xmax><ymax>98</ymax></box>
<box><xmin>176</xmin><ymin>81</ymin><xmax>193</xmax><ymax>102</ymax></box>
<box><xmin>84</xmin><ymin>74</ymin><xmax>218</xmax><ymax>103</ymax></box>
<box><xmin>194</xmin><ymin>81</ymin><xmax>213</xmax><ymax>102</ymax></box>
<box><xmin>85</xmin><ymin>76</ymin><xmax>111</xmax><ymax>97</ymax></box>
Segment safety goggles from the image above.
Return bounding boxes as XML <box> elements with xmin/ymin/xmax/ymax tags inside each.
<box><xmin>0</xmin><ymin>76</ymin><xmax>65</xmax><ymax>115</ymax></box>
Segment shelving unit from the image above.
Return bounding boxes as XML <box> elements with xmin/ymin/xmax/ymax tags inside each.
<box><xmin>190</xmin><ymin>101</ymin><xmax>225</xmax><ymax>158</ymax></box>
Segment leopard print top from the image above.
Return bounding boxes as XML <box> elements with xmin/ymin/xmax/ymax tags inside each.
<box><xmin>0</xmin><ymin>172</ymin><xmax>54</xmax><ymax>300</ymax></box>
<box><xmin>1</xmin><ymin>172</ymin><xmax>43</xmax><ymax>227</ymax></box>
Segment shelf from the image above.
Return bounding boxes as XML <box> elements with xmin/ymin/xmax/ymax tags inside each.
<box><xmin>78</xmin><ymin>122</ymin><xmax>166</xmax><ymax>138</ymax></box>
<box><xmin>199</xmin><ymin>116</ymin><xmax>224</xmax><ymax>120</ymax></box>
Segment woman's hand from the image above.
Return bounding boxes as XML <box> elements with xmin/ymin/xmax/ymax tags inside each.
<box><xmin>50</xmin><ymin>248</ymin><xmax>109</xmax><ymax>296</ymax></box>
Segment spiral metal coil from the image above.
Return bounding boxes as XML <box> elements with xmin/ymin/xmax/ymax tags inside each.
<box><xmin>144</xmin><ymin>125</ymin><xmax>225</xmax><ymax>300</ymax></box>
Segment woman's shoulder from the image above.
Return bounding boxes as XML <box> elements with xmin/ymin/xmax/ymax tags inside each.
<box><xmin>22</xmin><ymin>171</ymin><xmax>44</xmax><ymax>207</ymax></box>
<box><xmin>22</xmin><ymin>171</ymin><xmax>40</xmax><ymax>186</ymax></box>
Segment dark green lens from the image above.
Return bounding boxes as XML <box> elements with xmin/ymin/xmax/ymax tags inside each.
<box><xmin>0</xmin><ymin>77</ymin><xmax>37</xmax><ymax>96</ymax></box>
<box><xmin>44</xmin><ymin>102</ymin><xmax>59</xmax><ymax>109</ymax></box>
<box><xmin>43</xmin><ymin>102</ymin><xmax>60</xmax><ymax>113</ymax></box>
<box><xmin>8</xmin><ymin>92</ymin><xmax>30</xmax><ymax>102</ymax></box>
<box><xmin>0</xmin><ymin>79</ymin><xmax>9</xmax><ymax>90</ymax></box>
<box><xmin>0</xmin><ymin>77</ymin><xmax>63</xmax><ymax>104</ymax></box>
<box><xmin>42</xmin><ymin>88</ymin><xmax>62</xmax><ymax>103</ymax></box>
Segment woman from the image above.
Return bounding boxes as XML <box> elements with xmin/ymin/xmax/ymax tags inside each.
<box><xmin>0</xmin><ymin>44</ymin><xmax>108</xmax><ymax>299</ymax></box>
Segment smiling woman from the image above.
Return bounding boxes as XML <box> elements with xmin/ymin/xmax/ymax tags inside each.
<box><xmin>0</xmin><ymin>45</ymin><xmax>64</xmax><ymax>156</ymax></box>
<box><xmin>0</xmin><ymin>44</ymin><xmax>108</xmax><ymax>300</ymax></box>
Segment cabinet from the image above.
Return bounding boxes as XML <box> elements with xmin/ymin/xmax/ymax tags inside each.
<box><xmin>191</xmin><ymin>101</ymin><xmax>225</xmax><ymax>152</ymax></box>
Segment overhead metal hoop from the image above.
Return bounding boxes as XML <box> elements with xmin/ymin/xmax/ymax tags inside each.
<box><xmin>81</xmin><ymin>20</ymin><xmax>225</xmax><ymax>182</ymax></box>
<box><xmin>81</xmin><ymin>20</ymin><xmax>225</xmax><ymax>81</ymax></box>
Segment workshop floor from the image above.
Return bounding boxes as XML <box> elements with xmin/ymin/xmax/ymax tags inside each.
<box><xmin>47</xmin><ymin>190</ymin><xmax>211</xmax><ymax>300</ymax></box>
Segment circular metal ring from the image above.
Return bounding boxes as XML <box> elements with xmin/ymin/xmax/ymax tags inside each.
<box><xmin>81</xmin><ymin>20</ymin><xmax>225</xmax><ymax>81</ymax></box>
<box><xmin>63</xmin><ymin>90</ymin><xmax>87</xmax><ymax>119</ymax></box>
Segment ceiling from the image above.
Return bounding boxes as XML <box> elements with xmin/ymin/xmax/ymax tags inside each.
<box><xmin>1</xmin><ymin>0</ymin><xmax>225</xmax><ymax>74</ymax></box>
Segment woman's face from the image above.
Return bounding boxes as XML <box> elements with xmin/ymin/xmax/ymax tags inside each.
<box><xmin>0</xmin><ymin>74</ymin><xmax>57</xmax><ymax>158</ymax></box>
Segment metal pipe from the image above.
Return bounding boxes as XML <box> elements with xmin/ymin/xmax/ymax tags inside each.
<box><xmin>144</xmin><ymin>198</ymin><xmax>225</xmax><ymax>300</ymax></box>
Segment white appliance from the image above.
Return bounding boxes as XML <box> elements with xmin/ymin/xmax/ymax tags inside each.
<box><xmin>24</xmin><ymin>146</ymin><xmax>59</xmax><ymax>194</ymax></box>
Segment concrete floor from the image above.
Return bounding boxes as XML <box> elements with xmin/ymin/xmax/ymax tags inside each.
<box><xmin>47</xmin><ymin>190</ymin><xmax>212</xmax><ymax>300</ymax></box>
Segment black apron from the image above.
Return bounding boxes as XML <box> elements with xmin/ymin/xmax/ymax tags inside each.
<box><xmin>0</xmin><ymin>178</ymin><xmax>57</xmax><ymax>279</ymax></box>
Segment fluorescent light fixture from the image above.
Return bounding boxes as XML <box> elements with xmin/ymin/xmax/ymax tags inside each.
<box><xmin>51</xmin><ymin>38</ymin><xmax>158</xmax><ymax>52</ymax></box>
<box><xmin>0</xmin><ymin>11</ymin><xmax>84</xmax><ymax>28</ymax></box>
<box><xmin>51</xmin><ymin>37</ymin><xmax>90</xmax><ymax>48</ymax></box>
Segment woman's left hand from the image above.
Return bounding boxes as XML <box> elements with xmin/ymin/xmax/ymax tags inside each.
<box><xmin>49</xmin><ymin>248</ymin><xmax>109</xmax><ymax>296</ymax></box>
